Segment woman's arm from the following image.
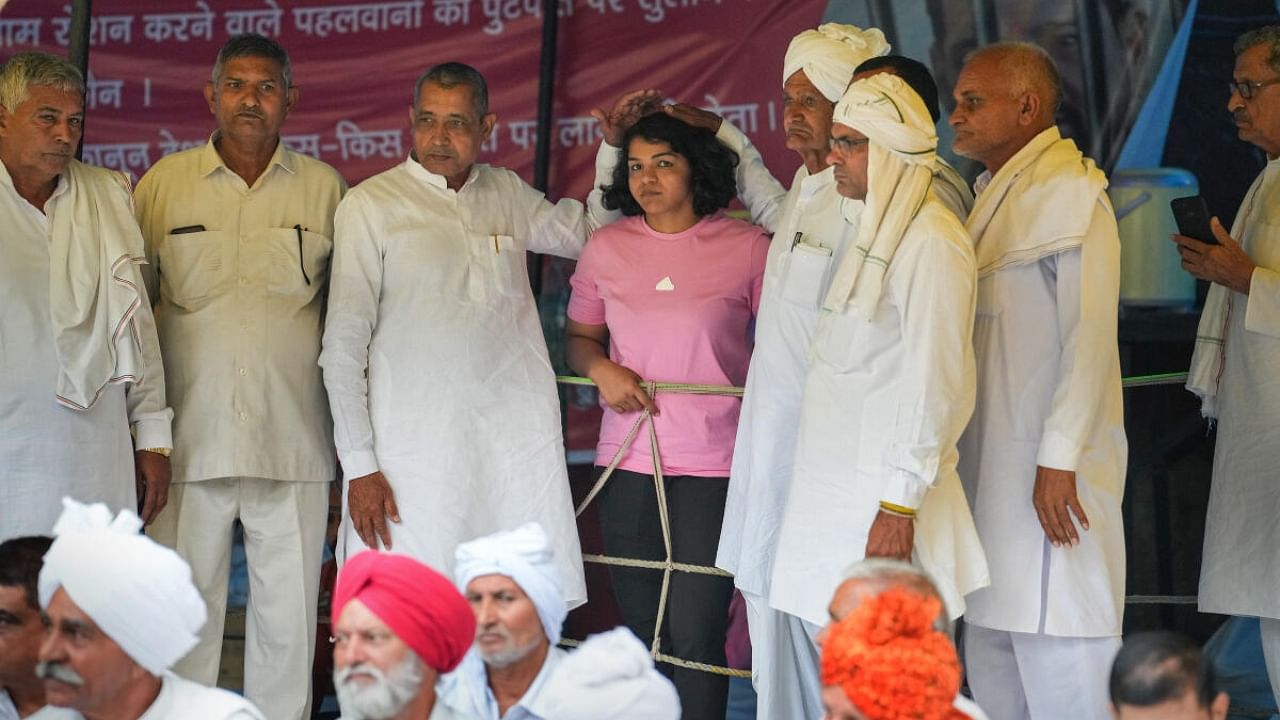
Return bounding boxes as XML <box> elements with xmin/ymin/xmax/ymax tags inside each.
<box><xmin>566</xmin><ymin>319</ymin><xmax>657</xmax><ymax>415</ymax></box>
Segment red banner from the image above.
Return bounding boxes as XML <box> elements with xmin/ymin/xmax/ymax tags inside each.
<box><xmin>0</xmin><ymin>0</ymin><xmax>825</xmax><ymax>199</ymax></box>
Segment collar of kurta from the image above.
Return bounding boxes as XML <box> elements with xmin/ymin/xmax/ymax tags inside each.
<box><xmin>198</xmin><ymin>132</ymin><xmax>295</xmax><ymax>180</ymax></box>
<box><xmin>403</xmin><ymin>153</ymin><xmax>481</xmax><ymax>193</ymax></box>
<box><xmin>0</xmin><ymin>155</ymin><xmax>71</xmax><ymax>212</ymax></box>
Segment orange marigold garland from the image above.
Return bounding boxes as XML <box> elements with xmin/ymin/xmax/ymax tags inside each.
<box><xmin>820</xmin><ymin>586</ymin><xmax>966</xmax><ymax>720</ymax></box>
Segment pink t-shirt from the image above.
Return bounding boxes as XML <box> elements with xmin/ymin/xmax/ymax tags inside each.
<box><xmin>568</xmin><ymin>212</ymin><xmax>770</xmax><ymax>476</ymax></box>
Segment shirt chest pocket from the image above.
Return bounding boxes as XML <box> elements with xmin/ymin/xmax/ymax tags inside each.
<box><xmin>260</xmin><ymin>227</ymin><xmax>332</xmax><ymax>300</ymax></box>
<box><xmin>475</xmin><ymin>233</ymin><xmax>528</xmax><ymax>300</ymax></box>
<box><xmin>779</xmin><ymin>243</ymin><xmax>833</xmax><ymax>310</ymax></box>
<box><xmin>158</xmin><ymin>230</ymin><xmax>231</xmax><ymax>311</ymax></box>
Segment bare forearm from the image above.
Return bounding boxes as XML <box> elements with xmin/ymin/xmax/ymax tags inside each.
<box><xmin>566</xmin><ymin>333</ymin><xmax>609</xmax><ymax>379</ymax></box>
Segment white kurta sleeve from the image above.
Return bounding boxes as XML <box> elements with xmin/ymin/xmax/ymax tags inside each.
<box><xmin>1035</xmin><ymin>201</ymin><xmax>1122</xmax><ymax>471</ymax></box>
<box><xmin>879</xmin><ymin>229</ymin><xmax>977</xmax><ymax>510</ymax></box>
<box><xmin>126</xmin><ymin>272</ymin><xmax>174</xmax><ymax>451</ymax></box>
<box><xmin>715</xmin><ymin>121</ymin><xmax>786</xmax><ymax>233</ymax></box>
<box><xmin>1243</xmin><ymin>265</ymin><xmax>1280</xmax><ymax>337</ymax></box>
<box><xmin>513</xmin><ymin>145</ymin><xmax>620</xmax><ymax>259</ymax></box>
<box><xmin>319</xmin><ymin>194</ymin><xmax>385</xmax><ymax>480</ymax></box>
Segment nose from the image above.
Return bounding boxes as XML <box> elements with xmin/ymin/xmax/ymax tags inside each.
<box><xmin>949</xmin><ymin>106</ymin><xmax>964</xmax><ymax>128</ymax></box>
<box><xmin>786</xmin><ymin>103</ymin><xmax>806</xmax><ymax>125</ymax></box>
<box><xmin>1228</xmin><ymin>88</ymin><xmax>1246</xmax><ymax>114</ymax></box>
<box><xmin>38</xmin><ymin>626</ymin><xmax>62</xmax><ymax>665</ymax></box>
<box><xmin>474</xmin><ymin>598</ymin><xmax>498</xmax><ymax>626</ymax></box>
<box><xmin>824</xmin><ymin>146</ymin><xmax>840</xmax><ymax>166</ymax></box>
<box><xmin>814</xmin><ymin>623</ymin><xmax>830</xmax><ymax>648</ymax></box>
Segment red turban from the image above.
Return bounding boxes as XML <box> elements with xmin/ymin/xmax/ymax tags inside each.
<box><xmin>821</xmin><ymin>587</ymin><xmax>966</xmax><ymax>720</ymax></box>
<box><xmin>332</xmin><ymin>551</ymin><xmax>476</xmax><ymax>673</ymax></box>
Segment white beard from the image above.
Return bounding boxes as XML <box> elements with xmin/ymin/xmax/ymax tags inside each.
<box><xmin>333</xmin><ymin>652</ymin><xmax>424</xmax><ymax>720</ymax></box>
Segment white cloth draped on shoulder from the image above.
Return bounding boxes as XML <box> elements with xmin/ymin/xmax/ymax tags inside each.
<box><xmin>48</xmin><ymin>162</ymin><xmax>148</xmax><ymax>411</ymax></box>
<box><xmin>541</xmin><ymin>628</ymin><xmax>680</xmax><ymax>720</ymax></box>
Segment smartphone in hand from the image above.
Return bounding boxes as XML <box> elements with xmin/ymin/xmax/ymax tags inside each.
<box><xmin>1170</xmin><ymin>196</ymin><xmax>1218</xmax><ymax>245</ymax></box>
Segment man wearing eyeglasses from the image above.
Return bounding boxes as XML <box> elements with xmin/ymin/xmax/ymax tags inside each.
<box><xmin>133</xmin><ymin>33</ymin><xmax>345</xmax><ymax>720</ymax></box>
<box><xmin>1177</xmin><ymin>26</ymin><xmax>1280</xmax><ymax>712</ymax></box>
<box><xmin>769</xmin><ymin>71</ymin><xmax>989</xmax><ymax>718</ymax></box>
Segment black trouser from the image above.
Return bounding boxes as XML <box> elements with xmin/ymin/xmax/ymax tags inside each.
<box><xmin>596</xmin><ymin>467</ymin><xmax>734</xmax><ymax>720</ymax></box>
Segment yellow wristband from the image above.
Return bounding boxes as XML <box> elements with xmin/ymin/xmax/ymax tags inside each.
<box><xmin>137</xmin><ymin>447</ymin><xmax>171</xmax><ymax>457</ymax></box>
<box><xmin>879</xmin><ymin>500</ymin><xmax>916</xmax><ymax>518</ymax></box>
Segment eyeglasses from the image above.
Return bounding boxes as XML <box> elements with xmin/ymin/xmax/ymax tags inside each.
<box><xmin>1228</xmin><ymin>77</ymin><xmax>1280</xmax><ymax>100</ymax></box>
<box><xmin>828</xmin><ymin>136</ymin><xmax>870</xmax><ymax>153</ymax></box>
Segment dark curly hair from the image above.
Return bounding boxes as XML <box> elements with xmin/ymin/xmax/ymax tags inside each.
<box><xmin>601</xmin><ymin>112</ymin><xmax>739</xmax><ymax>218</ymax></box>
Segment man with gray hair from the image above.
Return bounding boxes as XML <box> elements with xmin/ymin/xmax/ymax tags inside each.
<box><xmin>320</xmin><ymin>63</ymin><xmax>648</xmax><ymax>596</ymax></box>
<box><xmin>0</xmin><ymin>51</ymin><xmax>172</xmax><ymax>544</ymax></box>
<box><xmin>951</xmin><ymin>42</ymin><xmax>1127</xmax><ymax>718</ymax></box>
<box><xmin>135</xmin><ymin>33</ymin><xmax>344</xmax><ymax>720</ymax></box>
<box><xmin>1175</xmin><ymin>25</ymin><xmax>1280</xmax><ymax>710</ymax></box>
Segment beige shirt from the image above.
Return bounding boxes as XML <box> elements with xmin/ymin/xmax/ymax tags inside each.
<box><xmin>135</xmin><ymin>138</ymin><xmax>345</xmax><ymax>483</ymax></box>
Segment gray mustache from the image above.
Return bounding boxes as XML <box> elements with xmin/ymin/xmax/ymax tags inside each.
<box><xmin>36</xmin><ymin>661</ymin><xmax>84</xmax><ymax>686</ymax></box>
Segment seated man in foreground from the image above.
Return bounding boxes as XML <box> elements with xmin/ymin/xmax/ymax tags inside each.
<box><xmin>1110</xmin><ymin>631</ymin><xmax>1229</xmax><ymax>720</ymax></box>
<box><xmin>330</xmin><ymin>550</ymin><xmax>476</xmax><ymax>720</ymax></box>
<box><xmin>36</xmin><ymin>498</ymin><xmax>263</xmax><ymax>720</ymax></box>
<box><xmin>437</xmin><ymin>524</ymin><xmax>568</xmax><ymax>720</ymax></box>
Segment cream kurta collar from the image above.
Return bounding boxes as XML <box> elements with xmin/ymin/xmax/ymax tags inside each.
<box><xmin>198</xmin><ymin>132</ymin><xmax>295</xmax><ymax>181</ymax></box>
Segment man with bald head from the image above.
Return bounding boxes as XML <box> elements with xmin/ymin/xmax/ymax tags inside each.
<box><xmin>951</xmin><ymin>42</ymin><xmax>1126</xmax><ymax>718</ymax></box>
<box><xmin>330</xmin><ymin>550</ymin><xmax>475</xmax><ymax>720</ymax></box>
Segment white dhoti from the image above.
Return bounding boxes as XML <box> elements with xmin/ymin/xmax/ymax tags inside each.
<box><xmin>149</xmin><ymin>477</ymin><xmax>328</xmax><ymax>720</ymax></box>
<box><xmin>742</xmin><ymin>591</ymin><xmax>823</xmax><ymax>720</ymax></box>
<box><xmin>964</xmin><ymin>623</ymin><xmax>1119</xmax><ymax>720</ymax></box>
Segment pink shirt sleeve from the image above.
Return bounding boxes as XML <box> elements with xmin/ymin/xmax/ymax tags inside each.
<box><xmin>567</xmin><ymin>233</ymin><xmax>608</xmax><ymax>325</ymax></box>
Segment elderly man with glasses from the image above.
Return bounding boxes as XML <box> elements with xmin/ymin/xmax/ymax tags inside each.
<box><xmin>1175</xmin><ymin>25</ymin><xmax>1280</xmax><ymax>711</ymax></box>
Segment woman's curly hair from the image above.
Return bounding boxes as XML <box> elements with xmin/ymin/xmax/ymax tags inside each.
<box><xmin>601</xmin><ymin>112</ymin><xmax>739</xmax><ymax>218</ymax></box>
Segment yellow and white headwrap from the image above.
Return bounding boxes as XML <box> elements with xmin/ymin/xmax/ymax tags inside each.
<box><xmin>783</xmin><ymin>23</ymin><xmax>890</xmax><ymax>102</ymax></box>
<box><xmin>823</xmin><ymin>73</ymin><xmax>938</xmax><ymax>317</ymax></box>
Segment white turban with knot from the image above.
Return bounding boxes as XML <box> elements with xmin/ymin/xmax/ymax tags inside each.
<box><xmin>38</xmin><ymin>497</ymin><xmax>207</xmax><ymax>676</ymax></box>
<box><xmin>540</xmin><ymin>627</ymin><xmax>681</xmax><ymax>719</ymax></box>
<box><xmin>783</xmin><ymin>23</ymin><xmax>890</xmax><ymax>102</ymax></box>
<box><xmin>823</xmin><ymin>73</ymin><xmax>938</xmax><ymax>317</ymax></box>
<box><xmin>453</xmin><ymin>522</ymin><xmax>567</xmax><ymax>645</ymax></box>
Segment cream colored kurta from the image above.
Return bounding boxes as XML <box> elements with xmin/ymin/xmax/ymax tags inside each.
<box><xmin>1198</xmin><ymin>159</ymin><xmax>1280</xmax><ymax>620</ymax></box>
<box><xmin>712</xmin><ymin>123</ymin><xmax>864</xmax><ymax>598</ymax></box>
<box><xmin>320</xmin><ymin>150</ymin><xmax>616</xmax><ymax>606</ymax></box>
<box><xmin>959</xmin><ymin>185</ymin><xmax>1127</xmax><ymax>638</ymax></box>
<box><xmin>771</xmin><ymin>196</ymin><xmax>989</xmax><ymax>625</ymax></box>
<box><xmin>134</xmin><ymin>139</ymin><xmax>345</xmax><ymax>484</ymax></box>
<box><xmin>0</xmin><ymin>161</ymin><xmax>170</xmax><ymax>542</ymax></box>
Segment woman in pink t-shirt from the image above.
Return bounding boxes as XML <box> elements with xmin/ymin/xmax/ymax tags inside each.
<box><xmin>566</xmin><ymin>112</ymin><xmax>769</xmax><ymax>718</ymax></box>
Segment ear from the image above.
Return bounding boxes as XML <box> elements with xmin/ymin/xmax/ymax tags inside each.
<box><xmin>1210</xmin><ymin>691</ymin><xmax>1229</xmax><ymax>720</ymax></box>
<box><xmin>407</xmin><ymin>105</ymin><xmax>416</xmax><ymax>127</ymax></box>
<box><xmin>1108</xmin><ymin>702</ymin><xmax>1122</xmax><ymax>719</ymax></box>
<box><xmin>284</xmin><ymin>85</ymin><xmax>299</xmax><ymax>117</ymax></box>
<box><xmin>1017</xmin><ymin>91</ymin><xmax>1043</xmax><ymax>127</ymax></box>
<box><xmin>480</xmin><ymin>112</ymin><xmax>497</xmax><ymax>141</ymax></box>
<box><xmin>203</xmin><ymin>82</ymin><xmax>216</xmax><ymax>115</ymax></box>
<box><xmin>0</xmin><ymin>106</ymin><xmax>10</xmax><ymax>138</ymax></box>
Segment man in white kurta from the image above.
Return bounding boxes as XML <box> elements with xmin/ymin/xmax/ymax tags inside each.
<box><xmin>1176</xmin><ymin>27</ymin><xmax>1280</xmax><ymax>708</ymax></box>
<box><xmin>950</xmin><ymin>44</ymin><xmax>1126</xmax><ymax>719</ymax></box>
<box><xmin>38</xmin><ymin>498</ymin><xmax>264</xmax><ymax>720</ymax></box>
<box><xmin>0</xmin><ymin>53</ymin><xmax>171</xmax><ymax>543</ymax></box>
<box><xmin>320</xmin><ymin>63</ymin><xmax>623</xmax><ymax>603</ymax></box>
<box><xmin>437</xmin><ymin>524</ymin><xmax>568</xmax><ymax>720</ymax></box>
<box><xmin>677</xmin><ymin>24</ymin><xmax>891</xmax><ymax>719</ymax></box>
<box><xmin>770</xmin><ymin>72</ymin><xmax>990</xmax><ymax>717</ymax></box>
<box><xmin>135</xmin><ymin>35</ymin><xmax>343</xmax><ymax>720</ymax></box>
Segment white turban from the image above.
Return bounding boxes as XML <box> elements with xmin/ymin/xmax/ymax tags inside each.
<box><xmin>38</xmin><ymin>498</ymin><xmax>206</xmax><ymax>676</ymax></box>
<box><xmin>823</xmin><ymin>73</ymin><xmax>938</xmax><ymax>317</ymax></box>
<box><xmin>454</xmin><ymin>523</ymin><xmax>566</xmax><ymax>645</ymax></box>
<box><xmin>783</xmin><ymin>23</ymin><xmax>890</xmax><ymax>102</ymax></box>
<box><xmin>541</xmin><ymin>627</ymin><xmax>681</xmax><ymax>720</ymax></box>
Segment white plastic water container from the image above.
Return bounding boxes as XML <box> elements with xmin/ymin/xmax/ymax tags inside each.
<box><xmin>1108</xmin><ymin>168</ymin><xmax>1198</xmax><ymax>307</ymax></box>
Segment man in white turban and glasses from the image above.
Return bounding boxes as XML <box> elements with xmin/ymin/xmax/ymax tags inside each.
<box><xmin>769</xmin><ymin>72</ymin><xmax>991</xmax><ymax>712</ymax></box>
<box><xmin>541</xmin><ymin>627</ymin><xmax>680</xmax><ymax>720</ymax></box>
<box><xmin>35</xmin><ymin>498</ymin><xmax>263</xmax><ymax>719</ymax></box>
<box><xmin>436</xmin><ymin>524</ymin><xmax>569</xmax><ymax>720</ymax></box>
